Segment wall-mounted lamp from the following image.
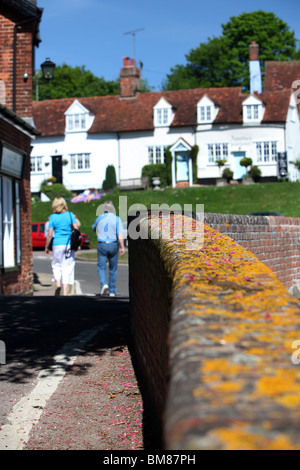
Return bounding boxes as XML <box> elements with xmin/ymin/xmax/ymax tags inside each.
<box><xmin>35</xmin><ymin>58</ymin><xmax>56</xmax><ymax>101</ymax></box>
<box><xmin>41</xmin><ymin>58</ymin><xmax>56</xmax><ymax>81</ymax></box>
<box><xmin>23</xmin><ymin>72</ymin><xmax>28</xmax><ymax>82</ymax></box>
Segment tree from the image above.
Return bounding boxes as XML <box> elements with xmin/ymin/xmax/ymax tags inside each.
<box><xmin>164</xmin><ymin>11</ymin><xmax>299</xmax><ymax>91</ymax></box>
<box><xmin>34</xmin><ymin>64</ymin><xmax>120</xmax><ymax>101</ymax></box>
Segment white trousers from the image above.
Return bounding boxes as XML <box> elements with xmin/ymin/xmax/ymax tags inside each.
<box><xmin>51</xmin><ymin>245</ymin><xmax>75</xmax><ymax>285</ymax></box>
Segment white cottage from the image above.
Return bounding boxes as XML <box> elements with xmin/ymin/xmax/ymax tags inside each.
<box><xmin>30</xmin><ymin>50</ymin><xmax>300</xmax><ymax>194</ymax></box>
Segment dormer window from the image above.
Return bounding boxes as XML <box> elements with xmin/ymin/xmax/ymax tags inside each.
<box><xmin>65</xmin><ymin>99</ymin><xmax>94</xmax><ymax>133</ymax></box>
<box><xmin>242</xmin><ymin>95</ymin><xmax>264</xmax><ymax>123</ymax></box>
<box><xmin>197</xmin><ymin>95</ymin><xmax>216</xmax><ymax>124</ymax></box>
<box><xmin>67</xmin><ymin>113</ymin><xmax>86</xmax><ymax>131</ymax></box>
<box><xmin>153</xmin><ymin>97</ymin><xmax>174</xmax><ymax>127</ymax></box>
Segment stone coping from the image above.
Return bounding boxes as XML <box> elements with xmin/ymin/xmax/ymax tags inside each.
<box><xmin>138</xmin><ymin>213</ymin><xmax>300</xmax><ymax>450</ymax></box>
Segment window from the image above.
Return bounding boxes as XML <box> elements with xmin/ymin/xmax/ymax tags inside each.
<box><xmin>148</xmin><ymin>145</ymin><xmax>166</xmax><ymax>164</ymax></box>
<box><xmin>30</xmin><ymin>156</ymin><xmax>43</xmax><ymax>172</ymax></box>
<box><xmin>70</xmin><ymin>153</ymin><xmax>90</xmax><ymax>170</ymax></box>
<box><xmin>290</xmin><ymin>106</ymin><xmax>296</xmax><ymax>122</ymax></box>
<box><xmin>1</xmin><ymin>177</ymin><xmax>20</xmax><ymax>268</ymax></box>
<box><xmin>199</xmin><ymin>105</ymin><xmax>212</xmax><ymax>122</ymax></box>
<box><xmin>256</xmin><ymin>141</ymin><xmax>277</xmax><ymax>163</ymax></box>
<box><xmin>66</xmin><ymin>113</ymin><xmax>87</xmax><ymax>132</ymax></box>
<box><xmin>246</xmin><ymin>105</ymin><xmax>259</xmax><ymax>120</ymax></box>
<box><xmin>155</xmin><ymin>108</ymin><xmax>170</xmax><ymax>126</ymax></box>
<box><xmin>208</xmin><ymin>143</ymin><xmax>229</xmax><ymax>163</ymax></box>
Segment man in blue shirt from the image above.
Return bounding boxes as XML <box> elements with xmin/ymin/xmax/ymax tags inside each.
<box><xmin>92</xmin><ymin>201</ymin><xmax>125</xmax><ymax>297</ymax></box>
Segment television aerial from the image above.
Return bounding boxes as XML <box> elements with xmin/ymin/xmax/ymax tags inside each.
<box><xmin>123</xmin><ymin>28</ymin><xmax>145</xmax><ymax>61</ymax></box>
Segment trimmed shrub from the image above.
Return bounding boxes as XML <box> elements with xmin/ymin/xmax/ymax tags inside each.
<box><xmin>142</xmin><ymin>164</ymin><xmax>168</xmax><ymax>188</ymax></box>
<box><xmin>40</xmin><ymin>182</ymin><xmax>73</xmax><ymax>201</ymax></box>
<box><xmin>102</xmin><ymin>165</ymin><xmax>117</xmax><ymax>191</ymax></box>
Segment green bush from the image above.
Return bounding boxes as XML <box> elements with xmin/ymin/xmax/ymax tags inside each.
<box><xmin>142</xmin><ymin>164</ymin><xmax>168</xmax><ymax>188</ymax></box>
<box><xmin>102</xmin><ymin>165</ymin><xmax>117</xmax><ymax>191</ymax></box>
<box><xmin>240</xmin><ymin>157</ymin><xmax>253</xmax><ymax>170</ymax></box>
<box><xmin>40</xmin><ymin>182</ymin><xmax>73</xmax><ymax>201</ymax></box>
<box><xmin>249</xmin><ymin>165</ymin><xmax>262</xmax><ymax>182</ymax></box>
<box><xmin>222</xmin><ymin>168</ymin><xmax>233</xmax><ymax>182</ymax></box>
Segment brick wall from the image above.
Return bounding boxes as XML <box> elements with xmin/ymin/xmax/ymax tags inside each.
<box><xmin>0</xmin><ymin>12</ymin><xmax>35</xmax><ymax>117</ymax></box>
<box><xmin>129</xmin><ymin>213</ymin><xmax>300</xmax><ymax>449</ymax></box>
<box><xmin>204</xmin><ymin>213</ymin><xmax>300</xmax><ymax>296</ymax></box>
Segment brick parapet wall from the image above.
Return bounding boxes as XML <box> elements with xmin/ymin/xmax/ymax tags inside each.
<box><xmin>129</xmin><ymin>213</ymin><xmax>300</xmax><ymax>450</ymax></box>
<box><xmin>204</xmin><ymin>213</ymin><xmax>300</xmax><ymax>295</ymax></box>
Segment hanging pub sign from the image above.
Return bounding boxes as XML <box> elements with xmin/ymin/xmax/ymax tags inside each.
<box><xmin>277</xmin><ymin>151</ymin><xmax>288</xmax><ymax>179</ymax></box>
<box><xmin>0</xmin><ymin>141</ymin><xmax>25</xmax><ymax>179</ymax></box>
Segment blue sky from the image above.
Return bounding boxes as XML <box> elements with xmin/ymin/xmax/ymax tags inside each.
<box><xmin>35</xmin><ymin>0</ymin><xmax>300</xmax><ymax>91</ymax></box>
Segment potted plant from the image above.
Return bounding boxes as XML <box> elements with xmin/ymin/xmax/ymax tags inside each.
<box><xmin>240</xmin><ymin>157</ymin><xmax>253</xmax><ymax>183</ymax></box>
<box><xmin>222</xmin><ymin>167</ymin><xmax>234</xmax><ymax>184</ymax></box>
<box><xmin>47</xmin><ymin>176</ymin><xmax>56</xmax><ymax>185</ymax></box>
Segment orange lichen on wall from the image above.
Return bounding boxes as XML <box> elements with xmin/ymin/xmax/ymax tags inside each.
<box><xmin>143</xmin><ymin>214</ymin><xmax>300</xmax><ymax>450</ymax></box>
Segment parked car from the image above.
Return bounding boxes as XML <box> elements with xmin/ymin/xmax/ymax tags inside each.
<box><xmin>31</xmin><ymin>222</ymin><xmax>90</xmax><ymax>249</ymax></box>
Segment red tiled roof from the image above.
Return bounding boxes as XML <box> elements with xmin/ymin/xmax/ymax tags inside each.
<box><xmin>264</xmin><ymin>61</ymin><xmax>300</xmax><ymax>91</ymax></box>
<box><xmin>32</xmin><ymin>86</ymin><xmax>292</xmax><ymax>137</ymax></box>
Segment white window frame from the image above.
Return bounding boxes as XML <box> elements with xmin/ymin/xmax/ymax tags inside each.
<box><xmin>66</xmin><ymin>113</ymin><xmax>88</xmax><ymax>132</ymax></box>
<box><xmin>2</xmin><ymin>177</ymin><xmax>15</xmax><ymax>268</ymax></box>
<box><xmin>148</xmin><ymin>145</ymin><xmax>166</xmax><ymax>164</ymax></box>
<box><xmin>255</xmin><ymin>141</ymin><xmax>278</xmax><ymax>163</ymax></box>
<box><xmin>70</xmin><ymin>153</ymin><xmax>91</xmax><ymax>171</ymax></box>
<box><xmin>30</xmin><ymin>156</ymin><xmax>43</xmax><ymax>173</ymax></box>
<box><xmin>208</xmin><ymin>143</ymin><xmax>229</xmax><ymax>163</ymax></box>
<box><xmin>198</xmin><ymin>105</ymin><xmax>213</xmax><ymax>123</ymax></box>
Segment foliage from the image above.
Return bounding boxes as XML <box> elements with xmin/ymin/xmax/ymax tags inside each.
<box><xmin>34</xmin><ymin>64</ymin><xmax>153</xmax><ymax>101</ymax></box>
<box><xmin>249</xmin><ymin>165</ymin><xmax>262</xmax><ymax>182</ymax></box>
<box><xmin>164</xmin><ymin>11</ymin><xmax>299</xmax><ymax>91</ymax></box>
<box><xmin>240</xmin><ymin>157</ymin><xmax>253</xmax><ymax>170</ymax></box>
<box><xmin>291</xmin><ymin>160</ymin><xmax>300</xmax><ymax>170</ymax></box>
<box><xmin>164</xmin><ymin>147</ymin><xmax>172</xmax><ymax>186</ymax></box>
<box><xmin>34</xmin><ymin>64</ymin><xmax>120</xmax><ymax>100</ymax></box>
<box><xmin>141</xmin><ymin>164</ymin><xmax>168</xmax><ymax>188</ymax></box>
<box><xmin>102</xmin><ymin>165</ymin><xmax>117</xmax><ymax>191</ymax></box>
<box><xmin>40</xmin><ymin>181</ymin><xmax>73</xmax><ymax>201</ymax></box>
<box><xmin>222</xmin><ymin>168</ymin><xmax>234</xmax><ymax>182</ymax></box>
<box><xmin>190</xmin><ymin>145</ymin><xmax>199</xmax><ymax>184</ymax></box>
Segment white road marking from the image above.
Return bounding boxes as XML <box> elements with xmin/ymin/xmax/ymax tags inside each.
<box><xmin>0</xmin><ymin>325</ymin><xmax>107</xmax><ymax>450</ymax></box>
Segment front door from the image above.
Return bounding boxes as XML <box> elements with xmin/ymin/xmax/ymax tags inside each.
<box><xmin>52</xmin><ymin>155</ymin><xmax>62</xmax><ymax>184</ymax></box>
<box><xmin>233</xmin><ymin>152</ymin><xmax>247</xmax><ymax>180</ymax></box>
<box><xmin>176</xmin><ymin>152</ymin><xmax>189</xmax><ymax>182</ymax></box>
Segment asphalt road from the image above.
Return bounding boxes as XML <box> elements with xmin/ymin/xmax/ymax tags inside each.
<box><xmin>33</xmin><ymin>250</ymin><xmax>129</xmax><ymax>297</ymax></box>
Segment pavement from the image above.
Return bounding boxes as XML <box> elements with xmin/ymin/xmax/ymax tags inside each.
<box><xmin>0</xmin><ymin>254</ymin><xmax>158</xmax><ymax>451</ymax></box>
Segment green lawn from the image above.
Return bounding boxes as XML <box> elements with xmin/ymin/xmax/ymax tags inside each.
<box><xmin>32</xmin><ymin>182</ymin><xmax>300</xmax><ymax>249</ymax></box>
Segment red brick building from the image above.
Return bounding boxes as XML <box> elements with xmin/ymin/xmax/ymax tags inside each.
<box><xmin>0</xmin><ymin>0</ymin><xmax>42</xmax><ymax>294</ymax></box>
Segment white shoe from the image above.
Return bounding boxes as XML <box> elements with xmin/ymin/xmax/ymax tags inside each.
<box><xmin>109</xmin><ymin>293</ymin><xmax>116</xmax><ymax>297</ymax></box>
<box><xmin>101</xmin><ymin>284</ymin><xmax>109</xmax><ymax>296</ymax></box>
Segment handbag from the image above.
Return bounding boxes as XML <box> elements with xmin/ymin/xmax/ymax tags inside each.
<box><xmin>69</xmin><ymin>212</ymin><xmax>81</xmax><ymax>251</ymax></box>
<box><xmin>47</xmin><ymin>237</ymin><xmax>54</xmax><ymax>250</ymax></box>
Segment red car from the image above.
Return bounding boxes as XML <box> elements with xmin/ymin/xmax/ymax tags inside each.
<box><xmin>31</xmin><ymin>222</ymin><xmax>90</xmax><ymax>249</ymax></box>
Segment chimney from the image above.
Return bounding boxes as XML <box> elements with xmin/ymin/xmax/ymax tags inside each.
<box><xmin>120</xmin><ymin>57</ymin><xmax>140</xmax><ymax>98</ymax></box>
<box><xmin>249</xmin><ymin>41</ymin><xmax>262</xmax><ymax>94</ymax></box>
